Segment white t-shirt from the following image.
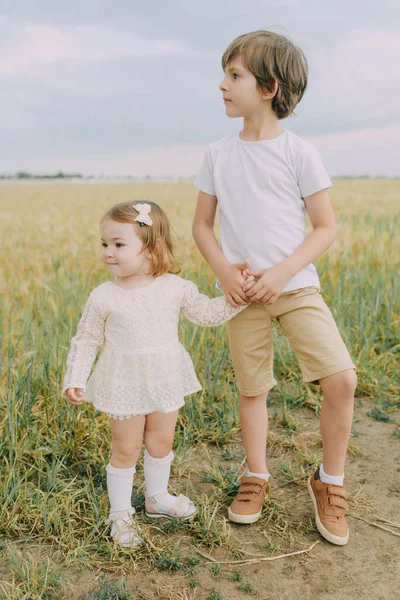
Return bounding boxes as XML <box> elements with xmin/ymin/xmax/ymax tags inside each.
<box><xmin>194</xmin><ymin>129</ymin><xmax>332</xmax><ymax>293</ymax></box>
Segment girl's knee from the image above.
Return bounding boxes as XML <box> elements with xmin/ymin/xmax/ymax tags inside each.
<box><xmin>144</xmin><ymin>432</ymin><xmax>174</xmax><ymax>456</ymax></box>
<box><xmin>112</xmin><ymin>443</ymin><xmax>142</xmax><ymax>466</ymax></box>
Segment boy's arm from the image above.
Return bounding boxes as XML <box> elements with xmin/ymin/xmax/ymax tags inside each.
<box><xmin>192</xmin><ymin>191</ymin><xmax>250</xmax><ymax>308</ymax></box>
<box><xmin>244</xmin><ymin>189</ymin><xmax>336</xmax><ymax>304</ymax></box>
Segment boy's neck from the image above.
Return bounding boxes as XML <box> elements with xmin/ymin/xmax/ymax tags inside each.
<box><xmin>240</xmin><ymin>111</ymin><xmax>283</xmax><ymax>142</ymax></box>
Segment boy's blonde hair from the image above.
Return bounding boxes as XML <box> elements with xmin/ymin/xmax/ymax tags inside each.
<box><xmin>101</xmin><ymin>200</ymin><xmax>180</xmax><ymax>277</ymax></box>
<box><xmin>222</xmin><ymin>30</ymin><xmax>308</xmax><ymax>119</ymax></box>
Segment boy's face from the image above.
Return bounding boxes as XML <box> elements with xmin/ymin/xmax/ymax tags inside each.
<box><xmin>219</xmin><ymin>55</ymin><xmax>267</xmax><ymax>118</ymax></box>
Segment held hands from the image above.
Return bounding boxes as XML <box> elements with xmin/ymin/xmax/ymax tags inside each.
<box><xmin>220</xmin><ymin>259</ymin><xmax>256</xmax><ymax>308</ymax></box>
<box><xmin>65</xmin><ymin>388</ymin><xmax>84</xmax><ymax>406</ymax></box>
<box><xmin>242</xmin><ymin>265</ymin><xmax>289</xmax><ymax>305</ymax></box>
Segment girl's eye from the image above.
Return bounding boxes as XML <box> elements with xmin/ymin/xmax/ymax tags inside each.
<box><xmin>116</xmin><ymin>243</ymin><xmax>124</xmax><ymax>248</ymax></box>
<box><xmin>101</xmin><ymin>243</ymin><xmax>107</xmax><ymax>248</ymax></box>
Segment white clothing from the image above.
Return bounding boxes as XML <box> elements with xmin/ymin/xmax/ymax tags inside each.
<box><xmin>62</xmin><ymin>274</ymin><xmax>243</xmax><ymax>417</ymax></box>
<box><xmin>106</xmin><ymin>463</ymin><xmax>136</xmax><ymax>513</ymax></box>
<box><xmin>144</xmin><ymin>450</ymin><xmax>174</xmax><ymax>498</ymax></box>
<box><xmin>194</xmin><ymin>130</ymin><xmax>332</xmax><ymax>293</ymax></box>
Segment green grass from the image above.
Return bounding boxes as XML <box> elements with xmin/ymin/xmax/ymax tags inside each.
<box><xmin>0</xmin><ymin>181</ymin><xmax>399</xmax><ymax>597</ymax></box>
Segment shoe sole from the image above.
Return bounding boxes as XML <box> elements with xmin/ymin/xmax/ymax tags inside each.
<box><xmin>117</xmin><ymin>538</ymin><xmax>143</xmax><ymax>549</ymax></box>
<box><xmin>228</xmin><ymin>507</ymin><xmax>262</xmax><ymax>524</ymax></box>
<box><xmin>145</xmin><ymin>509</ymin><xmax>197</xmax><ymax>520</ymax></box>
<box><xmin>307</xmin><ymin>477</ymin><xmax>349</xmax><ymax>546</ymax></box>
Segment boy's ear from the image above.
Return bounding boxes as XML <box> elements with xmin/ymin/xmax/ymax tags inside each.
<box><xmin>261</xmin><ymin>80</ymin><xmax>279</xmax><ymax>101</ymax></box>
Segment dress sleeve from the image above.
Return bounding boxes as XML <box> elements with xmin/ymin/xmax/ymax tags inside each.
<box><xmin>180</xmin><ymin>280</ymin><xmax>245</xmax><ymax>327</ymax></box>
<box><xmin>62</xmin><ymin>295</ymin><xmax>105</xmax><ymax>395</ymax></box>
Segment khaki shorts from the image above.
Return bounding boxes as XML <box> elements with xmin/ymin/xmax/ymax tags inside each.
<box><xmin>227</xmin><ymin>287</ymin><xmax>355</xmax><ymax>397</ymax></box>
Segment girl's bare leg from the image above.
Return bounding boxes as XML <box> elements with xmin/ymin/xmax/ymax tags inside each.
<box><xmin>109</xmin><ymin>414</ymin><xmax>146</xmax><ymax>468</ymax></box>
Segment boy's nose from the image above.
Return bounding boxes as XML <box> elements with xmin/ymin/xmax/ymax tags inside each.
<box><xmin>219</xmin><ymin>78</ymin><xmax>228</xmax><ymax>92</ymax></box>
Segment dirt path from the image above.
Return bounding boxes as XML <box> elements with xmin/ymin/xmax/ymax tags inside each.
<box><xmin>1</xmin><ymin>400</ymin><xmax>399</xmax><ymax>599</ymax></box>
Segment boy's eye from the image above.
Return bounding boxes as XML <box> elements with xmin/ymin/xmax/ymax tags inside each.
<box><xmin>101</xmin><ymin>243</ymin><xmax>107</xmax><ymax>247</ymax></box>
<box><xmin>233</xmin><ymin>73</ymin><xmax>239</xmax><ymax>79</ymax></box>
<box><xmin>116</xmin><ymin>243</ymin><xmax>124</xmax><ymax>248</ymax></box>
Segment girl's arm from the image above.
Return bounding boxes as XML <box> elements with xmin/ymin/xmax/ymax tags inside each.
<box><xmin>180</xmin><ymin>280</ymin><xmax>246</xmax><ymax>327</ymax></box>
<box><xmin>62</xmin><ymin>296</ymin><xmax>105</xmax><ymax>396</ymax></box>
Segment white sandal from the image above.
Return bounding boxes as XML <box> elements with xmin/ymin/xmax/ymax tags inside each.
<box><xmin>105</xmin><ymin>509</ymin><xmax>142</xmax><ymax>548</ymax></box>
<box><xmin>145</xmin><ymin>494</ymin><xmax>197</xmax><ymax>520</ymax></box>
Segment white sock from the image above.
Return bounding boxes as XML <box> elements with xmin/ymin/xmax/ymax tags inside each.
<box><xmin>247</xmin><ymin>469</ymin><xmax>270</xmax><ymax>482</ymax></box>
<box><xmin>106</xmin><ymin>463</ymin><xmax>136</xmax><ymax>515</ymax></box>
<box><xmin>319</xmin><ymin>463</ymin><xmax>344</xmax><ymax>486</ymax></box>
<box><xmin>144</xmin><ymin>450</ymin><xmax>174</xmax><ymax>497</ymax></box>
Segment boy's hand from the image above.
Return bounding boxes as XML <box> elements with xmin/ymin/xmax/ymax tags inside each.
<box><xmin>65</xmin><ymin>388</ymin><xmax>84</xmax><ymax>406</ymax></box>
<box><xmin>219</xmin><ymin>259</ymin><xmax>252</xmax><ymax>308</ymax></box>
<box><xmin>243</xmin><ymin>265</ymin><xmax>289</xmax><ymax>305</ymax></box>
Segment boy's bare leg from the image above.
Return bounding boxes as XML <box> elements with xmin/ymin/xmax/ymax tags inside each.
<box><xmin>319</xmin><ymin>369</ymin><xmax>357</xmax><ymax>475</ymax></box>
<box><xmin>239</xmin><ymin>393</ymin><xmax>269</xmax><ymax>473</ymax></box>
<box><xmin>307</xmin><ymin>369</ymin><xmax>356</xmax><ymax>546</ymax></box>
<box><xmin>228</xmin><ymin>392</ymin><xmax>270</xmax><ymax>524</ymax></box>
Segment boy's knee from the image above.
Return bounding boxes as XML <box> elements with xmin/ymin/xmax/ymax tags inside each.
<box><xmin>239</xmin><ymin>392</ymin><xmax>268</xmax><ymax>404</ymax></box>
<box><xmin>337</xmin><ymin>369</ymin><xmax>357</xmax><ymax>396</ymax></box>
<box><xmin>322</xmin><ymin>369</ymin><xmax>357</xmax><ymax>400</ymax></box>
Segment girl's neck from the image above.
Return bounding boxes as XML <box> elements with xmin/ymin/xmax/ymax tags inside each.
<box><xmin>114</xmin><ymin>273</ymin><xmax>155</xmax><ymax>290</ymax></box>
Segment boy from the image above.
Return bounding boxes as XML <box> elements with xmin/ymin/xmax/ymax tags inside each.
<box><xmin>192</xmin><ymin>30</ymin><xmax>356</xmax><ymax>546</ymax></box>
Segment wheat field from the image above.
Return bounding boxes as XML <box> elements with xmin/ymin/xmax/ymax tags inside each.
<box><xmin>0</xmin><ymin>181</ymin><xmax>399</xmax><ymax>599</ymax></box>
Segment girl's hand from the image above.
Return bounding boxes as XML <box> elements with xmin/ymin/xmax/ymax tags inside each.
<box><xmin>65</xmin><ymin>388</ymin><xmax>85</xmax><ymax>406</ymax></box>
<box><xmin>243</xmin><ymin>266</ymin><xmax>289</xmax><ymax>305</ymax></box>
<box><xmin>219</xmin><ymin>259</ymin><xmax>252</xmax><ymax>308</ymax></box>
<box><xmin>242</xmin><ymin>272</ymin><xmax>256</xmax><ymax>291</ymax></box>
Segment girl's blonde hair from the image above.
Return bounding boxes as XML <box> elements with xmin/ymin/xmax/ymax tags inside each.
<box><xmin>101</xmin><ymin>200</ymin><xmax>181</xmax><ymax>277</ymax></box>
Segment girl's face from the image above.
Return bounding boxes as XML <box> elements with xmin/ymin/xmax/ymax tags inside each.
<box><xmin>100</xmin><ymin>218</ymin><xmax>152</xmax><ymax>279</ymax></box>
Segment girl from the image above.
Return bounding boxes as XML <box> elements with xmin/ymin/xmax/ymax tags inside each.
<box><xmin>63</xmin><ymin>200</ymin><xmax>249</xmax><ymax>548</ymax></box>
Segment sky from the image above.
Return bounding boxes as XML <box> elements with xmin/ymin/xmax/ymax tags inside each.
<box><xmin>1</xmin><ymin>0</ymin><xmax>400</xmax><ymax>178</ymax></box>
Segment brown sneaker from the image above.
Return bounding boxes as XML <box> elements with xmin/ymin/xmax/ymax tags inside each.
<box><xmin>307</xmin><ymin>468</ymin><xmax>349</xmax><ymax>545</ymax></box>
<box><xmin>228</xmin><ymin>476</ymin><xmax>269</xmax><ymax>524</ymax></box>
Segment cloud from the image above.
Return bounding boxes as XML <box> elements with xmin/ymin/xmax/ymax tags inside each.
<box><xmin>309</xmin><ymin>123</ymin><xmax>400</xmax><ymax>177</ymax></box>
<box><xmin>3</xmin><ymin>124</ymin><xmax>398</xmax><ymax>178</ymax></box>
<box><xmin>0</xmin><ymin>17</ymin><xmax>216</xmax><ymax>79</ymax></box>
<box><xmin>299</xmin><ymin>28</ymin><xmax>400</xmax><ymax>132</ymax></box>
<box><xmin>1</xmin><ymin>6</ymin><xmax>400</xmax><ymax>175</ymax></box>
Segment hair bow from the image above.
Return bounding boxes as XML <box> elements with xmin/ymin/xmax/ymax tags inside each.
<box><xmin>133</xmin><ymin>202</ymin><xmax>153</xmax><ymax>226</ymax></box>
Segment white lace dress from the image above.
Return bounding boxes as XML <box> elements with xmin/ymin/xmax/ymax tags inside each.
<box><xmin>62</xmin><ymin>274</ymin><xmax>244</xmax><ymax>418</ymax></box>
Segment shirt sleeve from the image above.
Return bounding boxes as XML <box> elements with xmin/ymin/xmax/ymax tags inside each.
<box><xmin>62</xmin><ymin>295</ymin><xmax>105</xmax><ymax>396</ymax></box>
<box><xmin>194</xmin><ymin>146</ymin><xmax>216</xmax><ymax>196</ymax></box>
<box><xmin>180</xmin><ymin>280</ymin><xmax>245</xmax><ymax>327</ymax></box>
<box><xmin>297</xmin><ymin>143</ymin><xmax>332</xmax><ymax>199</ymax></box>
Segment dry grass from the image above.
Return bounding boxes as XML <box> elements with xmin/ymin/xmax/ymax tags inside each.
<box><xmin>0</xmin><ymin>180</ymin><xmax>399</xmax><ymax>598</ymax></box>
